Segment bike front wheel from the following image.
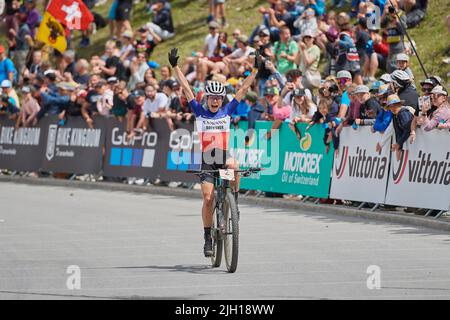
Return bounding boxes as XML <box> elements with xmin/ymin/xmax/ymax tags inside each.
<box><xmin>223</xmin><ymin>190</ymin><xmax>239</xmax><ymax>273</ymax></box>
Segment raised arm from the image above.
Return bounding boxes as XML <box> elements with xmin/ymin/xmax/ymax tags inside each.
<box><xmin>168</xmin><ymin>48</ymin><xmax>195</xmax><ymax>103</ymax></box>
<box><xmin>234</xmin><ymin>52</ymin><xmax>262</xmax><ymax>102</ymax></box>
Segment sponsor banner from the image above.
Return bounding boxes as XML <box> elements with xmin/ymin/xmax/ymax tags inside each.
<box><xmin>103</xmin><ymin>118</ymin><xmax>159</xmax><ymax>179</ymax></box>
<box><xmin>229</xmin><ymin>121</ymin><xmax>333</xmax><ymax>198</ymax></box>
<box><xmin>385</xmin><ymin>129</ymin><xmax>450</xmax><ymax>211</ymax></box>
<box><xmin>153</xmin><ymin>119</ymin><xmax>201</xmax><ymax>183</ymax></box>
<box><xmin>0</xmin><ymin>115</ymin><xmax>45</xmax><ymax>171</ymax></box>
<box><xmin>41</xmin><ymin>116</ymin><xmax>106</xmax><ymax>174</ymax></box>
<box><xmin>330</xmin><ymin>126</ymin><xmax>390</xmax><ymax>203</ymax></box>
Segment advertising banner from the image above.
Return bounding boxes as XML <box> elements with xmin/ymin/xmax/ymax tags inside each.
<box><xmin>152</xmin><ymin>119</ymin><xmax>200</xmax><ymax>183</ymax></box>
<box><xmin>330</xmin><ymin>126</ymin><xmax>390</xmax><ymax>203</ymax></box>
<box><xmin>230</xmin><ymin>121</ymin><xmax>333</xmax><ymax>198</ymax></box>
<box><xmin>0</xmin><ymin>115</ymin><xmax>45</xmax><ymax>172</ymax></box>
<box><xmin>385</xmin><ymin>129</ymin><xmax>450</xmax><ymax>211</ymax></box>
<box><xmin>103</xmin><ymin>118</ymin><xmax>159</xmax><ymax>179</ymax></box>
<box><xmin>41</xmin><ymin>116</ymin><xmax>106</xmax><ymax>174</ymax></box>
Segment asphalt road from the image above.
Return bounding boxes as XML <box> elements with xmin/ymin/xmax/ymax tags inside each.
<box><xmin>1</xmin><ymin>182</ymin><xmax>450</xmax><ymax>300</ymax></box>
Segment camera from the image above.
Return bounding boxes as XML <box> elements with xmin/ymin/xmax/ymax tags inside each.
<box><xmin>388</xmin><ymin>6</ymin><xmax>395</xmax><ymax>14</ymax></box>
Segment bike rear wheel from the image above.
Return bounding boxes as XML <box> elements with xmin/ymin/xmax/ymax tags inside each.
<box><xmin>223</xmin><ymin>190</ymin><xmax>239</xmax><ymax>273</ymax></box>
<box><xmin>211</xmin><ymin>206</ymin><xmax>223</xmax><ymax>268</ymax></box>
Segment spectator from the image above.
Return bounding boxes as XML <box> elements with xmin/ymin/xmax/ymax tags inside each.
<box><xmin>134</xmin><ymin>26</ymin><xmax>161</xmax><ymax>59</ymax></box>
<box><xmin>381</xmin><ymin>3</ymin><xmax>407</xmax><ymax>73</ymax></box>
<box><xmin>418</xmin><ymin>86</ymin><xmax>450</xmax><ymax>131</ymax></box>
<box><xmin>23</xmin><ymin>50</ymin><xmax>43</xmax><ymax>84</ymax></box>
<box><xmin>115</xmin><ymin>0</ymin><xmax>133</xmax><ymax>38</ymax></box>
<box><xmin>128</xmin><ymin>52</ymin><xmax>150</xmax><ymax>91</ymax></box>
<box><xmin>399</xmin><ymin>0</ymin><xmax>428</xmax><ymax>28</ymax></box>
<box><xmin>93</xmin><ymin>41</ymin><xmax>127</xmax><ymax>81</ymax></box>
<box><xmin>37</xmin><ymin>82</ymin><xmax>74</xmax><ymax>120</ymax></box>
<box><xmin>390</xmin><ymin>69</ymin><xmax>419</xmax><ymax>113</ymax></box>
<box><xmin>335</xmin><ymin>13</ymin><xmax>362</xmax><ymax>84</ymax></box>
<box><xmin>1</xmin><ymin>79</ymin><xmax>20</xmax><ymax>109</ymax></box>
<box><xmin>288</xmin><ymin>87</ymin><xmax>317</xmax><ymax>139</ymax></box>
<box><xmin>293</xmin><ymin>7</ymin><xmax>317</xmax><ymax>37</ymax></box>
<box><xmin>395</xmin><ymin>53</ymin><xmax>415</xmax><ymax>87</ymax></box>
<box><xmin>386</xmin><ymin>93</ymin><xmax>414</xmax><ymax>154</ymax></box>
<box><xmin>73</xmin><ymin>59</ymin><xmax>91</xmax><ymax>86</ymax></box>
<box><xmin>142</xmin><ymin>83</ymin><xmax>169</xmax><ymax>119</ymax></box>
<box><xmin>127</xmin><ymin>89</ymin><xmax>146</xmax><ymax>140</ymax></box>
<box><xmin>352</xmin><ymin>84</ymin><xmax>382</xmax><ymax>126</ymax></box>
<box><xmin>215</xmin><ymin>0</ymin><xmax>228</xmax><ymax>28</ymax></box>
<box><xmin>0</xmin><ymin>94</ymin><xmax>20</xmax><ymax>121</ymax></box>
<box><xmin>95</xmin><ymin>80</ymin><xmax>114</xmax><ymax>116</ymax></box>
<box><xmin>273</xmin><ymin>26</ymin><xmax>298</xmax><ymax>75</ymax></box>
<box><xmin>222</xmin><ymin>35</ymin><xmax>255</xmax><ymax>78</ymax></box>
<box><xmin>296</xmin><ymin>29</ymin><xmax>321</xmax><ymax>89</ymax></box>
<box><xmin>20</xmin><ymin>86</ymin><xmax>40</xmax><ymax>127</ymax></box>
<box><xmin>336</xmin><ymin>70</ymin><xmax>353</xmax><ymax>119</ymax></box>
<box><xmin>111</xmin><ymin>82</ymin><xmax>131</xmax><ymax>121</ymax></box>
<box><xmin>10</xmin><ymin>6</ymin><xmax>33</xmax><ymax>83</ymax></box>
<box><xmin>373</xmin><ymin>84</ymin><xmax>394</xmax><ymax>134</ymax></box>
<box><xmin>0</xmin><ymin>45</ymin><xmax>17</xmax><ymax>83</ymax></box>
<box><xmin>146</xmin><ymin>0</ymin><xmax>175</xmax><ymax>40</ymax></box>
<box><xmin>118</xmin><ymin>30</ymin><xmax>136</xmax><ymax>68</ymax></box>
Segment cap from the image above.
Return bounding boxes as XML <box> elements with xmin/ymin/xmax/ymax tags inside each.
<box><xmin>370</xmin><ymin>81</ymin><xmax>381</xmax><ymax>92</ymax></box>
<box><xmin>132</xmin><ymin>89</ymin><xmax>145</xmax><ymax>97</ymax></box>
<box><xmin>57</xmin><ymin>82</ymin><xmax>77</xmax><ymax>91</ymax></box>
<box><xmin>0</xmin><ymin>45</ymin><xmax>5</xmax><ymax>54</ymax></box>
<box><xmin>43</xmin><ymin>69</ymin><xmax>56</xmax><ymax>76</ymax></box>
<box><xmin>386</xmin><ymin>94</ymin><xmax>405</xmax><ymax>107</ymax></box>
<box><xmin>1</xmin><ymin>80</ymin><xmax>12</xmax><ymax>88</ymax></box>
<box><xmin>208</xmin><ymin>20</ymin><xmax>220</xmax><ymax>29</ymax></box>
<box><xmin>396</xmin><ymin>53</ymin><xmax>409</xmax><ymax>62</ymax></box>
<box><xmin>353</xmin><ymin>85</ymin><xmax>370</xmax><ymax>95</ymax></box>
<box><xmin>429</xmin><ymin>75</ymin><xmax>443</xmax><ymax>86</ymax></box>
<box><xmin>162</xmin><ymin>79</ymin><xmax>175</xmax><ymax>89</ymax></box>
<box><xmin>148</xmin><ymin>61</ymin><xmax>160</xmax><ymax>69</ymax></box>
<box><xmin>253</xmin><ymin>35</ymin><xmax>261</xmax><ymax>42</ymax></box>
<box><xmin>237</xmin><ymin>35</ymin><xmax>249</xmax><ymax>44</ymax></box>
<box><xmin>293</xmin><ymin>88</ymin><xmax>306</xmax><ymax>97</ymax></box>
<box><xmin>245</xmin><ymin>91</ymin><xmax>258</xmax><ymax>103</ymax></box>
<box><xmin>22</xmin><ymin>86</ymin><xmax>31</xmax><ymax>93</ymax></box>
<box><xmin>259</xmin><ymin>28</ymin><xmax>270</xmax><ymax>37</ymax></box>
<box><xmin>302</xmin><ymin>29</ymin><xmax>316</xmax><ymax>38</ymax></box>
<box><xmin>420</xmin><ymin>78</ymin><xmax>434</xmax><ymax>87</ymax></box>
<box><xmin>107</xmin><ymin>77</ymin><xmax>118</xmax><ymax>83</ymax></box>
<box><xmin>380</xmin><ymin>73</ymin><xmax>392</xmax><ymax>83</ymax></box>
<box><xmin>336</xmin><ymin>70</ymin><xmax>352</xmax><ymax>79</ymax></box>
<box><xmin>430</xmin><ymin>85</ymin><xmax>448</xmax><ymax>96</ymax></box>
<box><xmin>122</xmin><ymin>30</ymin><xmax>133</xmax><ymax>39</ymax></box>
<box><xmin>377</xmin><ymin>84</ymin><xmax>390</xmax><ymax>96</ymax></box>
<box><xmin>138</xmin><ymin>27</ymin><xmax>147</xmax><ymax>33</ymax></box>
<box><xmin>264</xmin><ymin>87</ymin><xmax>276</xmax><ymax>96</ymax></box>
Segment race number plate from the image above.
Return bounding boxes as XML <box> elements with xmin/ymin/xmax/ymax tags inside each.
<box><xmin>219</xmin><ymin>169</ymin><xmax>235</xmax><ymax>181</ymax></box>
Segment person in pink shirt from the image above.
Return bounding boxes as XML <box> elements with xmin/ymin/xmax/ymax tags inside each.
<box><xmin>418</xmin><ymin>86</ymin><xmax>450</xmax><ymax>131</ymax></box>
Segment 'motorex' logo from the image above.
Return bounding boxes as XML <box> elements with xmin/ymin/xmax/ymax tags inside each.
<box><xmin>299</xmin><ymin>133</ymin><xmax>312</xmax><ymax>152</ymax></box>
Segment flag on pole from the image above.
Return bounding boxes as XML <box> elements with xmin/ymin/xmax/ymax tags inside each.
<box><xmin>36</xmin><ymin>11</ymin><xmax>67</xmax><ymax>53</ymax></box>
<box><xmin>47</xmin><ymin>0</ymin><xmax>94</xmax><ymax>31</ymax></box>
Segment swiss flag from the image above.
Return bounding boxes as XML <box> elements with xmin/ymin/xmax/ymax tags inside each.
<box><xmin>47</xmin><ymin>0</ymin><xmax>94</xmax><ymax>31</ymax></box>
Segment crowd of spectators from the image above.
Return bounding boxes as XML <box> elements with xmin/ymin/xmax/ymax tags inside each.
<box><xmin>0</xmin><ymin>0</ymin><xmax>449</xmax><ymax>192</ymax></box>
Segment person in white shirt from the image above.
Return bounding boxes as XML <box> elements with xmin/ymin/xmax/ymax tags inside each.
<box><xmin>222</xmin><ymin>35</ymin><xmax>255</xmax><ymax>77</ymax></box>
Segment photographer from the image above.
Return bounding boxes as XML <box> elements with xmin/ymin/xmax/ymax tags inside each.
<box><xmin>381</xmin><ymin>3</ymin><xmax>407</xmax><ymax>73</ymax></box>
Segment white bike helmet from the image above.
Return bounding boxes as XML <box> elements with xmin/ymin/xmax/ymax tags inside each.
<box><xmin>204</xmin><ymin>81</ymin><xmax>226</xmax><ymax>97</ymax></box>
<box><xmin>390</xmin><ymin>70</ymin><xmax>411</xmax><ymax>88</ymax></box>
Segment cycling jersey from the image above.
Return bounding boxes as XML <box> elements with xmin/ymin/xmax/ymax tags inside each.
<box><xmin>188</xmin><ymin>98</ymin><xmax>239</xmax><ymax>152</ymax></box>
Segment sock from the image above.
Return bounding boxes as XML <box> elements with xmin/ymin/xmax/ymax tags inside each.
<box><xmin>204</xmin><ymin>227</ymin><xmax>211</xmax><ymax>240</ymax></box>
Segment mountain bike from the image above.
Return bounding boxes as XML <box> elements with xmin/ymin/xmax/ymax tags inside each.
<box><xmin>187</xmin><ymin>167</ymin><xmax>261</xmax><ymax>273</ymax></box>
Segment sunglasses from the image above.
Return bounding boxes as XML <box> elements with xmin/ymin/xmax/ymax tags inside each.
<box><xmin>422</xmin><ymin>88</ymin><xmax>432</xmax><ymax>93</ymax></box>
<box><xmin>208</xmin><ymin>95</ymin><xmax>223</xmax><ymax>101</ymax></box>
